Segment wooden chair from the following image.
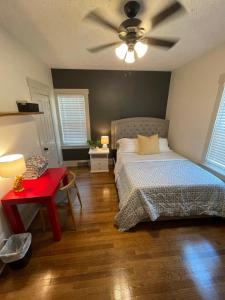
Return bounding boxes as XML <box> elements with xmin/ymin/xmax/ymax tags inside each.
<box><xmin>39</xmin><ymin>171</ymin><xmax>82</xmax><ymax>231</ymax></box>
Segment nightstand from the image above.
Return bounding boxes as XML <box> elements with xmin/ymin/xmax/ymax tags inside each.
<box><xmin>89</xmin><ymin>148</ymin><xmax>109</xmax><ymax>173</ymax></box>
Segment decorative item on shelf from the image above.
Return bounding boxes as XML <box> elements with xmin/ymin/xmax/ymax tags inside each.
<box><xmin>101</xmin><ymin>136</ymin><xmax>109</xmax><ymax>149</ymax></box>
<box><xmin>0</xmin><ymin>154</ymin><xmax>26</xmax><ymax>192</ymax></box>
<box><xmin>87</xmin><ymin>139</ymin><xmax>101</xmax><ymax>149</ymax></box>
<box><xmin>16</xmin><ymin>101</ymin><xmax>39</xmax><ymax>112</ymax></box>
<box><xmin>23</xmin><ymin>155</ymin><xmax>48</xmax><ymax>179</ymax></box>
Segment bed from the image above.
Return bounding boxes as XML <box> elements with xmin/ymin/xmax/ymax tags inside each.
<box><xmin>112</xmin><ymin>117</ymin><xmax>225</xmax><ymax>231</ymax></box>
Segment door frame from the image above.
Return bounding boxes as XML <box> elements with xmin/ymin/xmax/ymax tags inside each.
<box><xmin>27</xmin><ymin>77</ymin><xmax>61</xmax><ymax>165</ymax></box>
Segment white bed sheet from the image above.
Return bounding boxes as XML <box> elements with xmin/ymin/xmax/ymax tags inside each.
<box><xmin>115</xmin><ymin>151</ymin><xmax>187</xmax><ymax>180</ymax></box>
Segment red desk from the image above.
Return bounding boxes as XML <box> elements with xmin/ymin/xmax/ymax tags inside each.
<box><xmin>1</xmin><ymin>168</ymin><xmax>68</xmax><ymax>241</ymax></box>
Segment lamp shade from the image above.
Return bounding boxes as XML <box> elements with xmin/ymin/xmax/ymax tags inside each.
<box><xmin>0</xmin><ymin>154</ymin><xmax>26</xmax><ymax>178</ymax></box>
<box><xmin>101</xmin><ymin>136</ymin><xmax>109</xmax><ymax>145</ymax></box>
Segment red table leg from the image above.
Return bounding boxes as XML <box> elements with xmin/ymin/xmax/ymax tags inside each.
<box><xmin>46</xmin><ymin>197</ymin><xmax>61</xmax><ymax>241</ymax></box>
<box><xmin>2</xmin><ymin>204</ymin><xmax>25</xmax><ymax>233</ymax></box>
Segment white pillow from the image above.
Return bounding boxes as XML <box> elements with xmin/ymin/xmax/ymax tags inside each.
<box><xmin>159</xmin><ymin>138</ymin><xmax>171</xmax><ymax>152</ymax></box>
<box><xmin>117</xmin><ymin>138</ymin><xmax>138</xmax><ymax>153</ymax></box>
<box><xmin>117</xmin><ymin>137</ymin><xmax>171</xmax><ymax>153</ymax></box>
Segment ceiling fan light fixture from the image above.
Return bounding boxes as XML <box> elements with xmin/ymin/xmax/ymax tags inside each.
<box><xmin>134</xmin><ymin>41</ymin><xmax>148</xmax><ymax>58</ymax></box>
<box><xmin>115</xmin><ymin>43</ymin><xmax>128</xmax><ymax>60</ymax></box>
<box><xmin>85</xmin><ymin>1</ymin><xmax>185</xmax><ymax>59</ymax></box>
<box><xmin>125</xmin><ymin>49</ymin><xmax>135</xmax><ymax>64</ymax></box>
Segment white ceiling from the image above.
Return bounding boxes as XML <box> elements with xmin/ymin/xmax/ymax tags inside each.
<box><xmin>0</xmin><ymin>0</ymin><xmax>225</xmax><ymax>71</ymax></box>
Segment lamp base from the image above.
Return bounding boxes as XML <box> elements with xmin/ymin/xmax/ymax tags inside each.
<box><xmin>102</xmin><ymin>144</ymin><xmax>108</xmax><ymax>149</ymax></box>
<box><xmin>13</xmin><ymin>175</ymin><xmax>24</xmax><ymax>192</ymax></box>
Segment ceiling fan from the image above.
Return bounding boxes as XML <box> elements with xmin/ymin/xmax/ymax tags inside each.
<box><xmin>84</xmin><ymin>0</ymin><xmax>186</xmax><ymax>63</ymax></box>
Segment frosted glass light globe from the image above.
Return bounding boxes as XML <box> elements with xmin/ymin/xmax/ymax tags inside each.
<box><xmin>125</xmin><ymin>50</ymin><xmax>135</xmax><ymax>63</ymax></box>
<box><xmin>115</xmin><ymin>43</ymin><xmax>128</xmax><ymax>60</ymax></box>
<box><xmin>134</xmin><ymin>41</ymin><xmax>148</xmax><ymax>58</ymax></box>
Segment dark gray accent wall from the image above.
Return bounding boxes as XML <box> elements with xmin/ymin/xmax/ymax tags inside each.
<box><xmin>51</xmin><ymin>69</ymin><xmax>171</xmax><ymax>160</ymax></box>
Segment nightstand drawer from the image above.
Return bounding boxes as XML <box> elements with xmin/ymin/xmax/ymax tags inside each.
<box><xmin>90</xmin><ymin>154</ymin><xmax>108</xmax><ymax>159</ymax></box>
<box><xmin>90</xmin><ymin>158</ymin><xmax>108</xmax><ymax>172</ymax></box>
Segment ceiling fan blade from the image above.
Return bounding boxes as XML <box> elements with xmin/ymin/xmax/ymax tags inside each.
<box><xmin>151</xmin><ymin>1</ymin><xmax>185</xmax><ymax>29</ymax></box>
<box><xmin>84</xmin><ymin>11</ymin><xmax>118</xmax><ymax>33</ymax></box>
<box><xmin>87</xmin><ymin>42</ymin><xmax>121</xmax><ymax>53</ymax></box>
<box><xmin>144</xmin><ymin>37</ymin><xmax>178</xmax><ymax>49</ymax></box>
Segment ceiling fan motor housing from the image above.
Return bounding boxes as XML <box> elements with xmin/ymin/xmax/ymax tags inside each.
<box><xmin>124</xmin><ymin>1</ymin><xmax>141</xmax><ymax>18</ymax></box>
<box><xmin>119</xmin><ymin>18</ymin><xmax>144</xmax><ymax>45</ymax></box>
<box><xmin>119</xmin><ymin>1</ymin><xmax>143</xmax><ymax>45</ymax></box>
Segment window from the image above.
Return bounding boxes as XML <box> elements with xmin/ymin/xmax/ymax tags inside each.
<box><xmin>56</xmin><ymin>89</ymin><xmax>90</xmax><ymax>147</ymax></box>
<box><xmin>205</xmin><ymin>86</ymin><xmax>225</xmax><ymax>172</ymax></box>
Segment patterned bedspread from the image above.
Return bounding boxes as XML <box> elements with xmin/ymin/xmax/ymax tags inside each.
<box><xmin>115</xmin><ymin>153</ymin><xmax>225</xmax><ymax>231</ymax></box>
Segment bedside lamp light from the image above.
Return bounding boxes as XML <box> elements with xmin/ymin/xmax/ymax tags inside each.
<box><xmin>101</xmin><ymin>136</ymin><xmax>109</xmax><ymax>149</ymax></box>
<box><xmin>0</xmin><ymin>154</ymin><xmax>26</xmax><ymax>192</ymax></box>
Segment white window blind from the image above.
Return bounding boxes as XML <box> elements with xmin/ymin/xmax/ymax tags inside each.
<box><xmin>57</xmin><ymin>93</ymin><xmax>90</xmax><ymax>146</ymax></box>
<box><xmin>206</xmin><ymin>86</ymin><xmax>225</xmax><ymax>170</ymax></box>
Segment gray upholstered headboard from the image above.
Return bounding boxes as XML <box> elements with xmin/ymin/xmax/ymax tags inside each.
<box><xmin>111</xmin><ymin>117</ymin><xmax>169</xmax><ymax>149</ymax></box>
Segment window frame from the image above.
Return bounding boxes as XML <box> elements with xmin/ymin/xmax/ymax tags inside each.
<box><xmin>203</xmin><ymin>74</ymin><xmax>225</xmax><ymax>177</ymax></box>
<box><xmin>55</xmin><ymin>89</ymin><xmax>91</xmax><ymax>149</ymax></box>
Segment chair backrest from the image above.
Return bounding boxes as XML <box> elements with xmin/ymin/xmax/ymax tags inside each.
<box><xmin>59</xmin><ymin>171</ymin><xmax>76</xmax><ymax>191</ymax></box>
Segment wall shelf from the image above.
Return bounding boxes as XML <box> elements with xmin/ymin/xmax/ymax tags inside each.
<box><xmin>0</xmin><ymin>112</ymin><xmax>44</xmax><ymax>117</ymax></box>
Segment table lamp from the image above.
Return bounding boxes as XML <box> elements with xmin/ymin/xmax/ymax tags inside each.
<box><xmin>0</xmin><ymin>154</ymin><xmax>26</xmax><ymax>192</ymax></box>
<box><xmin>101</xmin><ymin>136</ymin><xmax>109</xmax><ymax>149</ymax></box>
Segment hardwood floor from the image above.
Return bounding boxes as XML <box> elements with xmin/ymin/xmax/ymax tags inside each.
<box><xmin>1</xmin><ymin>167</ymin><xmax>225</xmax><ymax>299</ymax></box>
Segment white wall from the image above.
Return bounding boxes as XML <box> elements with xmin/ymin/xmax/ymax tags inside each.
<box><xmin>166</xmin><ymin>42</ymin><xmax>225</xmax><ymax>163</ymax></box>
<box><xmin>0</xmin><ymin>117</ymin><xmax>42</xmax><ymax>237</ymax></box>
<box><xmin>0</xmin><ymin>25</ymin><xmax>56</xmax><ymax>241</ymax></box>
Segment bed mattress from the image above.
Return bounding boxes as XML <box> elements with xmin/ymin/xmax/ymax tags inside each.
<box><xmin>114</xmin><ymin>151</ymin><xmax>225</xmax><ymax>231</ymax></box>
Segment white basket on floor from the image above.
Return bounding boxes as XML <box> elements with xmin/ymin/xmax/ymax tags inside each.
<box><xmin>0</xmin><ymin>233</ymin><xmax>32</xmax><ymax>264</ymax></box>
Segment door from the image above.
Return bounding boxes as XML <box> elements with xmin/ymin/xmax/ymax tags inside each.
<box><xmin>27</xmin><ymin>78</ymin><xmax>60</xmax><ymax>167</ymax></box>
